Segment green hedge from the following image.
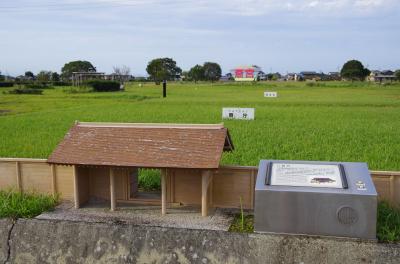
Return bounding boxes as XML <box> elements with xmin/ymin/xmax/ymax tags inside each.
<box><xmin>0</xmin><ymin>82</ymin><xmax>14</xmax><ymax>87</ymax></box>
<box><xmin>8</xmin><ymin>89</ymin><xmax>43</xmax><ymax>95</ymax></box>
<box><xmin>52</xmin><ymin>81</ymin><xmax>71</xmax><ymax>86</ymax></box>
<box><xmin>25</xmin><ymin>83</ymin><xmax>52</xmax><ymax>89</ymax></box>
<box><xmin>86</xmin><ymin>80</ymin><xmax>120</xmax><ymax>92</ymax></box>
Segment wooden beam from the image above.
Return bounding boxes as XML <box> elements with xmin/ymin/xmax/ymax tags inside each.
<box><xmin>51</xmin><ymin>164</ymin><xmax>57</xmax><ymax>196</ymax></box>
<box><xmin>202</xmin><ymin>170</ymin><xmax>212</xmax><ymax>217</ymax></box>
<box><xmin>390</xmin><ymin>176</ymin><xmax>395</xmax><ymax>204</ymax></box>
<box><xmin>73</xmin><ymin>165</ymin><xmax>79</xmax><ymax>209</ymax></box>
<box><xmin>15</xmin><ymin>161</ymin><xmax>21</xmax><ymax>192</ymax></box>
<box><xmin>110</xmin><ymin>168</ymin><xmax>116</xmax><ymax>211</ymax></box>
<box><xmin>161</xmin><ymin>168</ymin><xmax>167</xmax><ymax>215</ymax></box>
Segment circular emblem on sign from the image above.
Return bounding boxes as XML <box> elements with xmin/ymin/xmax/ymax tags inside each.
<box><xmin>337</xmin><ymin>206</ymin><xmax>358</xmax><ymax>225</ymax></box>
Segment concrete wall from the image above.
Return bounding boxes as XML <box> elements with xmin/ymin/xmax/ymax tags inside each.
<box><xmin>0</xmin><ymin>218</ymin><xmax>399</xmax><ymax>264</ymax></box>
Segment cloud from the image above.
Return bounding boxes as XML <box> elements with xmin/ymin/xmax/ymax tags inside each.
<box><xmin>2</xmin><ymin>0</ymin><xmax>398</xmax><ymax>17</ymax></box>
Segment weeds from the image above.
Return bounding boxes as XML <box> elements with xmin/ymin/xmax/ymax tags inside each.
<box><xmin>377</xmin><ymin>201</ymin><xmax>400</xmax><ymax>242</ymax></box>
<box><xmin>0</xmin><ymin>190</ymin><xmax>59</xmax><ymax>219</ymax></box>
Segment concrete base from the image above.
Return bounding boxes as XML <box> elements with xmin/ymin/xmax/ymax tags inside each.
<box><xmin>1</xmin><ymin>218</ymin><xmax>400</xmax><ymax>263</ymax></box>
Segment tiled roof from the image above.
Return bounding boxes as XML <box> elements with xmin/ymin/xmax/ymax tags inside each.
<box><xmin>47</xmin><ymin>122</ymin><xmax>234</xmax><ymax>169</ymax></box>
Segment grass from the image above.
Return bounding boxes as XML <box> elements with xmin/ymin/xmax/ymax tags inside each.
<box><xmin>229</xmin><ymin>201</ymin><xmax>400</xmax><ymax>243</ymax></box>
<box><xmin>0</xmin><ymin>81</ymin><xmax>399</xmax><ymax>171</ymax></box>
<box><xmin>229</xmin><ymin>214</ymin><xmax>254</xmax><ymax>233</ymax></box>
<box><xmin>0</xmin><ymin>190</ymin><xmax>59</xmax><ymax>219</ymax></box>
<box><xmin>377</xmin><ymin>201</ymin><xmax>400</xmax><ymax>242</ymax></box>
<box><xmin>138</xmin><ymin>169</ymin><xmax>161</xmax><ymax>191</ymax></box>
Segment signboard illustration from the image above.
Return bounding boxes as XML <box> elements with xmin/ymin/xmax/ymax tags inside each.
<box><xmin>268</xmin><ymin>162</ymin><xmax>344</xmax><ymax>188</ymax></box>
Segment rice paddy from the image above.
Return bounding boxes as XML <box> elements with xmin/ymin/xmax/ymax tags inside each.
<box><xmin>0</xmin><ymin>81</ymin><xmax>399</xmax><ymax>171</ymax></box>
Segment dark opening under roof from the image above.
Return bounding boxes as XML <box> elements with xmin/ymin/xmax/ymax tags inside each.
<box><xmin>47</xmin><ymin>122</ymin><xmax>234</xmax><ymax>169</ymax></box>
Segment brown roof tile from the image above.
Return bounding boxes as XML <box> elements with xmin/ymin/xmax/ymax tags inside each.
<box><xmin>47</xmin><ymin>122</ymin><xmax>233</xmax><ymax>169</ymax></box>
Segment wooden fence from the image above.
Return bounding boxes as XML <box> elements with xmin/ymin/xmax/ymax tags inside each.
<box><xmin>0</xmin><ymin>158</ymin><xmax>399</xmax><ymax>208</ymax></box>
<box><xmin>0</xmin><ymin>158</ymin><xmax>74</xmax><ymax>200</ymax></box>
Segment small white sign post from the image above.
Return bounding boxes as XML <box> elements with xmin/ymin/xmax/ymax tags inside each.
<box><xmin>264</xmin><ymin>91</ymin><xmax>278</xmax><ymax>98</ymax></box>
<box><xmin>222</xmin><ymin>108</ymin><xmax>255</xmax><ymax>120</ymax></box>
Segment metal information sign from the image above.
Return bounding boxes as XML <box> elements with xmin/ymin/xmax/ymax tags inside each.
<box><xmin>222</xmin><ymin>108</ymin><xmax>255</xmax><ymax>120</ymax></box>
<box><xmin>264</xmin><ymin>91</ymin><xmax>278</xmax><ymax>97</ymax></box>
<box><xmin>267</xmin><ymin>162</ymin><xmax>345</xmax><ymax>189</ymax></box>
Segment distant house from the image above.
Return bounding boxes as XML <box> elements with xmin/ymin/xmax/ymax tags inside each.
<box><xmin>299</xmin><ymin>71</ymin><xmax>322</xmax><ymax>81</ymax></box>
<box><xmin>231</xmin><ymin>65</ymin><xmax>263</xmax><ymax>81</ymax></box>
<box><xmin>219</xmin><ymin>73</ymin><xmax>233</xmax><ymax>82</ymax></box>
<box><xmin>71</xmin><ymin>72</ymin><xmax>105</xmax><ymax>86</ymax></box>
<box><xmin>284</xmin><ymin>73</ymin><xmax>300</xmax><ymax>81</ymax></box>
<box><xmin>368</xmin><ymin>70</ymin><xmax>397</xmax><ymax>83</ymax></box>
<box><xmin>266</xmin><ymin>72</ymin><xmax>281</xmax><ymax>81</ymax></box>
<box><xmin>327</xmin><ymin>72</ymin><xmax>341</xmax><ymax>81</ymax></box>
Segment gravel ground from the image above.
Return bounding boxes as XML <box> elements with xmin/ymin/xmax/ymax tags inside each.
<box><xmin>36</xmin><ymin>201</ymin><xmax>236</xmax><ymax>231</ymax></box>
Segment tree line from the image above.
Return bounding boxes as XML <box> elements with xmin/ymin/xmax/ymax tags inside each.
<box><xmin>2</xmin><ymin>58</ymin><xmax>400</xmax><ymax>84</ymax></box>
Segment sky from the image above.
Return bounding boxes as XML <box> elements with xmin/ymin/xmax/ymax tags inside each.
<box><xmin>0</xmin><ymin>0</ymin><xmax>399</xmax><ymax>76</ymax></box>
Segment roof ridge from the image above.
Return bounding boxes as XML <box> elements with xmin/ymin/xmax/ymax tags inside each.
<box><xmin>76</xmin><ymin>122</ymin><xmax>225</xmax><ymax>129</ymax></box>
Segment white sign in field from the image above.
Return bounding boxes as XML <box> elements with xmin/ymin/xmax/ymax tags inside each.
<box><xmin>222</xmin><ymin>108</ymin><xmax>255</xmax><ymax>120</ymax></box>
<box><xmin>264</xmin><ymin>91</ymin><xmax>278</xmax><ymax>97</ymax></box>
<box><xmin>270</xmin><ymin>163</ymin><xmax>343</xmax><ymax>188</ymax></box>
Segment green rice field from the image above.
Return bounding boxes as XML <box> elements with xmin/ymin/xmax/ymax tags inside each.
<box><xmin>0</xmin><ymin>81</ymin><xmax>399</xmax><ymax>171</ymax></box>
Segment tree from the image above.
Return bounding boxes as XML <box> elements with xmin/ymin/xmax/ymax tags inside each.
<box><xmin>61</xmin><ymin>60</ymin><xmax>96</xmax><ymax>80</ymax></box>
<box><xmin>203</xmin><ymin>62</ymin><xmax>222</xmax><ymax>82</ymax></box>
<box><xmin>395</xmin><ymin>70</ymin><xmax>400</xmax><ymax>81</ymax></box>
<box><xmin>24</xmin><ymin>71</ymin><xmax>35</xmax><ymax>80</ymax></box>
<box><xmin>112</xmin><ymin>65</ymin><xmax>131</xmax><ymax>84</ymax></box>
<box><xmin>51</xmin><ymin>72</ymin><xmax>60</xmax><ymax>82</ymax></box>
<box><xmin>146</xmin><ymin>58</ymin><xmax>181</xmax><ymax>84</ymax></box>
<box><xmin>188</xmin><ymin>64</ymin><xmax>205</xmax><ymax>83</ymax></box>
<box><xmin>36</xmin><ymin>71</ymin><xmax>52</xmax><ymax>84</ymax></box>
<box><xmin>340</xmin><ymin>60</ymin><xmax>370</xmax><ymax>81</ymax></box>
<box><xmin>0</xmin><ymin>71</ymin><xmax>4</xmax><ymax>81</ymax></box>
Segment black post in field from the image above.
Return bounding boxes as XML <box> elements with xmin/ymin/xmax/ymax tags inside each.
<box><xmin>162</xmin><ymin>80</ymin><xmax>167</xmax><ymax>98</ymax></box>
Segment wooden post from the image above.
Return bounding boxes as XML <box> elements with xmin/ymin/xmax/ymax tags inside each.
<box><xmin>202</xmin><ymin>170</ymin><xmax>211</xmax><ymax>217</ymax></box>
<box><xmin>51</xmin><ymin>164</ymin><xmax>57</xmax><ymax>196</ymax></box>
<box><xmin>161</xmin><ymin>169</ymin><xmax>167</xmax><ymax>215</ymax></box>
<box><xmin>110</xmin><ymin>168</ymin><xmax>116</xmax><ymax>211</ymax></box>
<box><xmin>15</xmin><ymin>161</ymin><xmax>21</xmax><ymax>192</ymax></box>
<box><xmin>390</xmin><ymin>175</ymin><xmax>395</xmax><ymax>205</ymax></box>
<box><xmin>73</xmin><ymin>165</ymin><xmax>80</xmax><ymax>209</ymax></box>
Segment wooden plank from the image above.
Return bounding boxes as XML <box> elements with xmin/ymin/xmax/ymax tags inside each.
<box><xmin>20</xmin><ymin>162</ymin><xmax>52</xmax><ymax>193</ymax></box>
<box><xmin>15</xmin><ymin>161</ymin><xmax>21</xmax><ymax>192</ymax></box>
<box><xmin>212</xmin><ymin>168</ymin><xmax>253</xmax><ymax>209</ymax></box>
<box><xmin>173</xmin><ymin>169</ymin><xmax>201</xmax><ymax>205</ymax></box>
<box><xmin>0</xmin><ymin>161</ymin><xmax>17</xmax><ymax>189</ymax></box>
<box><xmin>55</xmin><ymin>165</ymin><xmax>74</xmax><ymax>200</ymax></box>
<box><xmin>161</xmin><ymin>168</ymin><xmax>167</xmax><ymax>215</ymax></box>
<box><xmin>110</xmin><ymin>168</ymin><xmax>116</xmax><ymax>211</ymax></box>
<box><xmin>73</xmin><ymin>165</ymin><xmax>79</xmax><ymax>209</ymax></box>
<box><xmin>51</xmin><ymin>164</ymin><xmax>57</xmax><ymax>195</ymax></box>
<box><xmin>390</xmin><ymin>176</ymin><xmax>395</xmax><ymax>204</ymax></box>
<box><xmin>250</xmin><ymin>169</ymin><xmax>255</xmax><ymax>209</ymax></box>
<box><xmin>201</xmin><ymin>170</ymin><xmax>211</xmax><ymax>217</ymax></box>
<box><xmin>78</xmin><ymin>167</ymin><xmax>90</xmax><ymax>205</ymax></box>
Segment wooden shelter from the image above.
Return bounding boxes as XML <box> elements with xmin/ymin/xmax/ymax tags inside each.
<box><xmin>47</xmin><ymin>122</ymin><xmax>234</xmax><ymax>216</ymax></box>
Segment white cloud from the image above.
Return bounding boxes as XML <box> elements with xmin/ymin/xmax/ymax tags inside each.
<box><xmin>2</xmin><ymin>0</ymin><xmax>399</xmax><ymax>17</ymax></box>
<box><xmin>100</xmin><ymin>0</ymin><xmax>399</xmax><ymax>16</ymax></box>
